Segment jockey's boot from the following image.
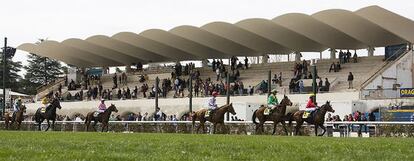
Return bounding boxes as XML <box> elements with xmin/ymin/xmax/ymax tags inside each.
<box><xmin>12</xmin><ymin>112</ymin><xmax>16</xmax><ymax>121</ymax></box>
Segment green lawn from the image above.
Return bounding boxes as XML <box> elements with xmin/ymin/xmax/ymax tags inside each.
<box><xmin>0</xmin><ymin>131</ymin><xmax>413</xmax><ymax>161</ymax></box>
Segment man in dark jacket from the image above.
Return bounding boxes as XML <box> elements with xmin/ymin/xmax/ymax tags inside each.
<box><xmin>348</xmin><ymin>72</ymin><xmax>354</xmax><ymax>89</ymax></box>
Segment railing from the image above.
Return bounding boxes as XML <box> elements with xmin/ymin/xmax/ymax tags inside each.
<box><xmin>1</xmin><ymin>121</ymin><xmax>414</xmax><ymax>137</ymax></box>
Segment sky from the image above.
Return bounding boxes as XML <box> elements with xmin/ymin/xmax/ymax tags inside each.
<box><xmin>1</xmin><ymin>0</ymin><xmax>413</xmax><ymax>74</ymax></box>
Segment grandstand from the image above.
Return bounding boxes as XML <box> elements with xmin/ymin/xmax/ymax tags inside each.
<box><xmin>14</xmin><ymin>5</ymin><xmax>414</xmax><ymax>122</ymax></box>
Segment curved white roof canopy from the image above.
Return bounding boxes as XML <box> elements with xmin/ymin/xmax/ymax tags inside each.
<box><xmin>17</xmin><ymin>5</ymin><xmax>414</xmax><ymax>67</ymax></box>
<box><xmin>112</xmin><ymin>32</ymin><xmax>199</xmax><ymax>61</ymax></box>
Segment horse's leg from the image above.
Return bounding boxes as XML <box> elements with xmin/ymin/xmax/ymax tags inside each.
<box><xmin>85</xmin><ymin>120</ymin><xmax>89</xmax><ymax>131</ymax></box>
<box><xmin>51</xmin><ymin>120</ymin><xmax>55</xmax><ymax>131</ymax></box>
<box><xmin>314</xmin><ymin>124</ymin><xmax>318</xmax><ymax>136</ymax></box>
<box><xmin>45</xmin><ymin>119</ymin><xmax>50</xmax><ymax>131</ymax></box>
<box><xmin>295</xmin><ymin>121</ymin><xmax>303</xmax><ymax>136</ymax></box>
<box><xmin>281</xmin><ymin>121</ymin><xmax>289</xmax><ymax>136</ymax></box>
<box><xmin>92</xmin><ymin>120</ymin><xmax>98</xmax><ymax>132</ymax></box>
<box><xmin>101</xmin><ymin>123</ymin><xmax>106</xmax><ymax>132</ymax></box>
<box><xmin>212</xmin><ymin>123</ymin><xmax>217</xmax><ymax>134</ymax></box>
<box><xmin>272</xmin><ymin>122</ymin><xmax>277</xmax><ymax>135</ymax></box>
<box><xmin>319</xmin><ymin>124</ymin><xmax>327</xmax><ymax>136</ymax></box>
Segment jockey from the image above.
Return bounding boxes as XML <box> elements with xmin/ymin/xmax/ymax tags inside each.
<box><xmin>97</xmin><ymin>99</ymin><xmax>107</xmax><ymax>113</ymax></box>
<box><xmin>206</xmin><ymin>91</ymin><xmax>219</xmax><ymax>117</ymax></box>
<box><xmin>208</xmin><ymin>91</ymin><xmax>219</xmax><ymax>111</ymax></box>
<box><xmin>306</xmin><ymin>94</ymin><xmax>317</xmax><ymax>111</ymax></box>
<box><xmin>13</xmin><ymin>97</ymin><xmax>22</xmax><ymax>112</ymax></box>
<box><xmin>267</xmin><ymin>89</ymin><xmax>279</xmax><ymax>110</ymax></box>
<box><xmin>41</xmin><ymin>97</ymin><xmax>49</xmax><ymax>108</ymax></box>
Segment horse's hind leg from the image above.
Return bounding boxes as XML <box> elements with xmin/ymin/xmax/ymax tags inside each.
<box><xmin>314</xmin><ymin>125</ymin><xmax>318</xmax><ymax>136</ymax></box>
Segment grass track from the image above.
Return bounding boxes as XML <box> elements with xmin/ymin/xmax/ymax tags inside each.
<box><xmin>0</xmin><ymin>131</ymin><xmax>413</xmax><ymax>161</ymax></box>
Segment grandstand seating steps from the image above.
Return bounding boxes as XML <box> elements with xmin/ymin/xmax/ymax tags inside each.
<box><xmin>43</xmin><ymin>56</ymin><xmax>384</xmax><ymax>100</ymax></box>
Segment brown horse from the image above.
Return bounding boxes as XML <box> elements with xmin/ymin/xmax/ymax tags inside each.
<box><xmin>292</xmin><ymin>101</ymin><xmax>335</xmax><ymax>136</ymax></box>
<box><xmin>192</xmin><ymin>103</ymin><xmax>236</xmax><ymax>134</ymax></box>
<box><xmin>4</xmin><ymin>105</ymin><xmax>27</xmax><ymax>130</ymax></box>
<box><xmin>85</xmin><ymin>104</ymin><xmax>118</xmax><ymax>132</ymax></box>
<box><xmin>252</xmin><ymin>95</ymin><xmax>293</xmax><ymax>135</ymax></box>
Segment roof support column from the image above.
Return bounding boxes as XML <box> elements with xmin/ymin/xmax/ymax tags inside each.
<box><xmin>330</xmin><ymin>48</ymin><xmax>337</xmax><ymax>60</ymax></box>
<box><xmin>287</xmin><ymin>54</ymin><xmax>290</xmax><ymax>62</ymax></box>
<box><xmin>368</xmin><ymin>47</ymin><xmax>375</xmax><ymax>57</ymax></box>
<box><xmin>320</xmin><ymin>52</ymin><xmax>323</xmax><ymax>60</ymax></box>
<box><xmin>262</xmin><ymin>54</ymin><xmax>268</xmax><ymax>64</ymax></box>
<box><xmin>295</xmin><ymin>52</ymin><xmax>301</xmax><ymax>61</ymax></box>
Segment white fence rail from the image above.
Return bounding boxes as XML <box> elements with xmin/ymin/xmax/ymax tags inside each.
<box><xmin>1</xmin><ymin>121</ymin><xmax>414</xmax><ymax>137</ymax></box>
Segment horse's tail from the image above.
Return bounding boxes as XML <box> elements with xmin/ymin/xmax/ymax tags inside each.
<box><xmin>252</xmin><ymin>109</ymin><xmax>258</xmax><ymax>125</ymax></box>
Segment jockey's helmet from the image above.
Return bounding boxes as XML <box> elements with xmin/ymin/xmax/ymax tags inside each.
<box><xmin>271</xmin><ymin>89</ymin><xmax>277</xmax><ymax>94</ymax></box>
<box><xmin>212</xmin><ymin>91</ymin><xmax>219</xmax><ymax>97</ymax></box>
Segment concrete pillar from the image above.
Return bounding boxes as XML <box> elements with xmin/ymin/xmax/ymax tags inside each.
<box><xmin>368</xmin><ymin>47</ymin><xmax>375</xmax><ymax>57</ymax></box>
<box><xmin>125</xmin><ymin>65</ymin><xmax>131</xmax><ymax>73</ymax></box>
<box><xmin>262</xmin><ymin>54</ymin><xmax>268</xmax><ymax>64</ymax></box>
<box><xmin>287</xmin><ymin>54</ymin><xmax>290</xmax><ymax>62</ymax></box>
<box><xmin>256</xmin><ymin>56</ymin><xmax>260</xmax><ymax>64</ymax></box>
<box><xmin>295</xmin><ymin>52</ymin><xmax>301</xmax><ymax>61</ymax></box>
<box><xmin>320</xmin><ymin>52</ymin><xmax>323</xmax><ymax>60</ymax></box>
<box><xmin>330</xmin><ymin>48</ymin><xmax>337</xmax><ymax>59</ymax></box>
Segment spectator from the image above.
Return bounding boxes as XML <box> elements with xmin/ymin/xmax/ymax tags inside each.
<box><xmin>329</xmin><ymin>62</ymin><xmax>335</xmax><ymax>73</ymax></box>
<box><xmin>353</xmin><ymin>51</ymin><xmax>358</xmax><ymax>63</ymax></box>
<box><xmin>216</xmin><ymin>68</ymin><xmax>220</xmax><ymax>81</ymax></box>
<box><xmin>298</xmin><ymin>80</ymin><xmax>304</xmax><ymax>93</ymax></box>
<box><xmin>348</xmin><ymin>72</ymin><xmax>354</xmax><ymax>89</ymax></box>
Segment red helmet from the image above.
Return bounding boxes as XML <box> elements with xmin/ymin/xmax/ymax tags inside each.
<box><xmin>212</xmin><ymin>91</ymin><xmax>219</xmax><ymax>97</ymax></box>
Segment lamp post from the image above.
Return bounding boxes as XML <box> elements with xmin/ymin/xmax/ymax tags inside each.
<box><xmin>189</xmin><ymin>74</ymin><xmax>193</xmax><ymax>112</ymax></box>
<box><xmin>226</xmin><ymin>73</ymin><xmax>230</xmax><ymax>121</ymax></box>
<box><xmin>2</xmin><ymin>37</ymin><xmax>6</xmax><ymax>115</ymax></box>
<box><xmin>311</xmin><ymin>59</ymin><xmax>317</xmax><ymax>102</ymax></box>
<box><xmin>155</xmin><ymin>76</ymin><xmax>159</xmax><ymax>113</ymax></box>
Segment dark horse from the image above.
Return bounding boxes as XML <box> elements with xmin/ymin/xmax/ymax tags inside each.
<box><xmin>4</xmin><ymin>105</ymin><xmax>27</xmax><ymax>130</ymax></box>
<box><xmin>252</xmin><ymin>95</ymin><xmax>293</xmax><ymax>135</ymax></box>
<box><xmin>292</xmin><ymin>101</ymin><xmax>335</xmax><ymax>136</ymax></box>
<box><xmin>192</xmin><ymin>103</ymin><xmax>236</xmax><ymax>134</ymax></box>
<box><xmin>34</xmin><ymin>98</ymin><xmax>62</xmax><ymax>131</ymax></box>
<box><xmin>85</xmin><ymin>104</ymin><xmax>118</xmax><ymax>132</ymax></box>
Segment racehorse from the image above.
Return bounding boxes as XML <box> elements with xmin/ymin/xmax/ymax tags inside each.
<box><xmin>252</xmin><ymin>95</ymin><xmax>293</xmax><ymax>135</ymax></box>
<box><xmin>292</xmin><ymin>101</ymin><xmax>335</xmax><ymax>136</ymax></box>
<box><xmin>192</xmin><ymin>103</ymin><xmax>236</xmax><ymax>134</ymax></box>
<box><xmin>34</xmin><ymin>98</ymin><xmax>62</xmax><ymax>131</ymax></box>
<box><xmin>85</xmin><ymin>104</ymin><xmax>118</xmax><ymax>132</ymax></box>
<box><xmin>4</xmin><ymin>105</ymin><xmax>27</xmax><ymax>130</ymax></box>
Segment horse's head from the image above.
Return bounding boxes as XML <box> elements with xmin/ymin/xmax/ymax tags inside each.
<box><xmin>227</xmin><ymin>103</ymin><xmax>236</xmax><ymax>115</ymax></box>
<box><xmin>280</xmin><ymin>95</ymin><xmax>293</xmax><ymax>106</ymax></box>
<box><xmin>321</xmin><ymin>101</ymin><xmax>335</xmax><ymax>113</ymax></box>
<box><xmin>108</xmin><ymin>104</ymin><xmax>118</xmax><ymax>113</ymax></box>
<box><xmin>51</xmin><ymin>98</ymin><xmax>62</xmax><ymax>110</ymax></box>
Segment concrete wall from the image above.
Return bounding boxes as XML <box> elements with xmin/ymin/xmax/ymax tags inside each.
<box><xmin>362</xmin><ymin>50</ymin><xmax>413</xmax><ymax>98</ymax></box>
<box><xmin>25</xmin><ymin>92</ymin><xmax>359</xmax><ymax>120</ymax></box>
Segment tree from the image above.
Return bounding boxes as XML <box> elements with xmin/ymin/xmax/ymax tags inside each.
<box><xmin>0</xmin><ymin>49</ymin><xmax>23</xmax><ymax>91</ymax></box>
<box><xmin>24</xmin><ymin>39</ymin><xmax>65</xmax><ymax>87</ymax></box>
<box><xmin>24</xmin><ymin>53</ymin><xmax>64</xmax><ymax>85</ymax></box>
